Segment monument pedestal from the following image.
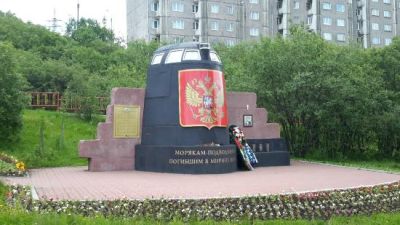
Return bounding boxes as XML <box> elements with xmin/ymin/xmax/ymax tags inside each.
<box><xmin>79</xmin><ymin>88</ymin><xmax>289</xmax><ymax>172</ymax></box>
<box><xmin>135</xmin><ymin>145</ymin><xmax>237</xmax><ymax>174</ymax></box>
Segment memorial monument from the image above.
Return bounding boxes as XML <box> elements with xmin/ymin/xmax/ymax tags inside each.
<box><xmin>79</xmin><ymin>42</ymin><xmax>289</xmax><ymax>173</ymax></box>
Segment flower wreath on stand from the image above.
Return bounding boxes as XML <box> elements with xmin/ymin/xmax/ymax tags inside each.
<box><xmin>229</xmin><ymin>125</ymin><xmax>258</xmax><ymax>170</ymax></box>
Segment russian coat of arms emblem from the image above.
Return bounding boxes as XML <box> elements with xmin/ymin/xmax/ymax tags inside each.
<box><xmin>179</xmin><ymin>69</ymin><xmax>228</xmax><ymax>129</ymax></box>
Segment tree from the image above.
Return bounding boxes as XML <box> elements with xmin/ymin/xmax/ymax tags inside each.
<box><xmin>0</xmin><ymin>42</ymin><xmax>27</xmax><ymax>141</ymax></box>
<box><xmin>218</xmin><ymin>26</ymin><xmax>393</xmax><ymax>160</ymax></box>
<box><xmin>66</xmin><ymin>18</ymin><xmax>116</xmax><ymax>47</ymax></box>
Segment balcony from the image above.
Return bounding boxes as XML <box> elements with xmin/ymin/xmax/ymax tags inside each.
<box><xmin>276</xmin><ymin>15</ymin><xmax>283</xmax><ymax>25</ymax></box>
<box><xmin>277</xmin><ymin>0</ymin><xmax>283</xmax><ymax>10</ymax></box>
<box><xmin>155</xmin><ymin>9</ymin><xmax>161</xmax><ymax>17</ymax></box>
<box><xmin>155</xmin><ymin>27</ymin><xmax>161</xmax><ymax>35</ymax></box>
<box><xmin>306</xmin><ymin>0</ymin><xmax>312</xmax><ymax>11</ymax></box>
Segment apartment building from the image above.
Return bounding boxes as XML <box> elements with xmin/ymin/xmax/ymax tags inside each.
<box><xmin>277</xmin><ymin>0</ymin><xmax>399</xmax><ymax>47</ymax></box>
<box><xmin>127</xmin><ymin>0</ymin><xmax>274</xmax><ymax>46</ymax></box>
<box><xmin>127</xmin><ymin>0</ymin><xmax>400</xmax><ymax>48</ymax></box>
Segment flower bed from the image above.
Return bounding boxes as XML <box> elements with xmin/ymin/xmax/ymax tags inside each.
<box><xmin>0</xmin><ymin>152</ymin><xmax>27</xmax><ymax>177</ymax></box>
<box><xmin>6</xmin><ymin>181</ymin><xmax>400</xmax><ymax>221</ymax></box>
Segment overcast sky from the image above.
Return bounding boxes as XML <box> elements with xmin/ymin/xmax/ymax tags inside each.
<box><xmin>0</xmin><ymin>0</ymin><xmax>127</xmax><ymax>41</ymax></box>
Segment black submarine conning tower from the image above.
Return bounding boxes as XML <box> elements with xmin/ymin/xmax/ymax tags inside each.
<box><xmin>140</xmin><ymin>42</ymin><xmax>229</xmax><ymax>146</ymax></box>
<box><xmin>135</xmin><ymin>42</ymin><xmax>237</xmax><ymax>174</ymax></box>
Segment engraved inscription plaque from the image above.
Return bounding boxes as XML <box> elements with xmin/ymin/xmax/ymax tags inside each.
<box><xmin>113</xmin><ymin>105</ymin><xmax>140</xmax><ymax>138</ymax></box>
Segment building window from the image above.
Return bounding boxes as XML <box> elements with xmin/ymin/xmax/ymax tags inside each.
<box><xmin>372</xmin><ymin>37</ymin><xmax>381</xmax><ymax>45</ymax></box>
<box><xmin>172</xmin><ymin>2</ymin><xmax>184</xmax><ymax>12</ymax></box>
<box><xmin>193</xmin><ymin>20</ymin><xmax>199</xmax><ymax>30</ymax></box>
<box><xmin>250</xmin><ymin>11</ymin><xmax>260</xmax><ymax>20</ymax></box>
<box><xmin>384</xmin><ymin>11</ymin><xmax>391</xmax><ymax>18</ymax></box>
<box><xmin>337</xmin><ymin>19</ymin><xmax>345</xmax><ymax>27</ymax></box>
<box><xmin>383</xmin><ymin>0</ymin><xmax>391</xmax><ymax>3</ymax></box>
<box><xmin>323</xmin><ymin>33</ymin><xmax>332</xmax><ymax>41</ymax></box>
<box><xmin>385</xmin><ymin>38</ymin><xmax>392</xmax><ymax>45</ymax></box>
<box><xmin>384</xmin><ymin>24</ymin><xmax>392</xmax><ymax>32</ymax></box>
<box><xmin>225</xmin><ymin>39</ymin><xmax>235</xmax><ymax>47</ymax></box>
<box><xmin>294</xmin><ymin>1</ymin><xmax>300</xmax><ymax>9</ymax></box>
<box><xmin>371</xmin><ymin>23</ymin><xmax>379</xmax><ymax>31</ymax></box>
<box><xmin>210</xmin><ymin>21</ymin><xmax>219</xmax><ymax>31</ymax></box>
<box><xmin>307</xmin><ymin>15</ymin><xmax>313</xmax><ymax>25</ymax></box>
<box><xmin>173</xmin><ymin>37</ymin><xmax>185</xmax><ymax>43</ymax></box>
<box><xmin>250</xmin><ymin>28</ymin><xmax>259</xmax><ymax>36</ymax></box>
<box><xmin>192</xmin><ymin>4</ymin><xmax>198</xmax><ymax>13</ymax></box>
<box><xmin>172</xmin><ymin>20</ymin><xmax>184</xmax><ymax>29</ymax></box>
<box><xmin>211</xmin><ymin>4</ymin><xmax>219</xmax><ymax>13</ymax></box>
<box><xmin>371</xmin><ymin>9</ymin><xmax>380</xmax><ymax>16</ymax></box>
<box><xmin>227</xmin><ymin>6</ymin><xmax>234</xmax><ymax>14</ymax></box>
<box><xmin>151</xmin><ymin>1</ymin><xmax>159</xmax><ymax>12</ymax></box>
<box><xmin>336</xmin><ymin>4</ymin><xmax>345</xmax><ymax>12</ymax></box>
<box><xmin>226</xmin><ymin>23</ymin><xmax>234</xmax><ymax>32</ymax></box>
<box><xmin>322</xmin><ymin>2</ymin><xmax>332</xmax><ymax>10</ymax></box>
<box><xmin>249</xmin><ymin>0</ymin><xmax>259</xmax><ymax>4</ymax></box>
<box><xmin>323</xmin><ymin>17</ymin><xmax>332</xmax><ymax>25</ymax></box>
<box><xmin>337</xmin><ymin>34</ymin><xmax>345</xmax><ymax>42</ymax></box>
<box><xmin>152</xmin><ymin>20</ymin><xmax>159</xmax><ymax>29</ymax></box>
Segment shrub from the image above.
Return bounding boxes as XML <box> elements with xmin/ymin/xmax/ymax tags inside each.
<box><xmin>0</xmin><ymin>42</ymin><xmax>27</xmax><ymax>142</ymax></box>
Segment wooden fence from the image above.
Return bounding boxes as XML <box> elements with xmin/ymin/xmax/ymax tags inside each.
<box><xmin>29</xmin><ymin>92</ymin><xmax>109</xmax><ymax>114</ymax></box>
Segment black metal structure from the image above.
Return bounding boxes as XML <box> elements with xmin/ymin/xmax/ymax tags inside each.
<box><xmin>135</xmin><ymin>42</ymin><xmax>290</xmax><ymax>174</ymax></box>
<box><xmin>135</xmin><ymin>42</ymin><xmax>237</xmax><ymax>174</ymax></box>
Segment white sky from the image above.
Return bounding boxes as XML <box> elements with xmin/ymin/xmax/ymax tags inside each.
<box><xmin>0</xmin><ymin>0</ymin><xmax>127</xmax><ymax>42</ymax></box>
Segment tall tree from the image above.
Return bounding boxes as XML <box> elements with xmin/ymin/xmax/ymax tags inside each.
<box><xmin>0</xmin><ymin>42</ymin><xmax>27</xmax><ymax>141</ymax></box>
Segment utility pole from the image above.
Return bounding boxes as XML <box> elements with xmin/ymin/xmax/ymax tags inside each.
<box><xmin>77</xmin><ymin>0</ymin><xmax>80</xmax><ymax>28</ymax></box>
<box><xmin>47</xmin><ymin>8</ymin><xmax>62</xmax><ymax>32</ymax></box>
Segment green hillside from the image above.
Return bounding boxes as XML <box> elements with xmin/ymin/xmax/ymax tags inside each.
<box><xmin>0</xmin><ymin>110</ymin><xmax>103</xmax><ymax>168</ymax></box>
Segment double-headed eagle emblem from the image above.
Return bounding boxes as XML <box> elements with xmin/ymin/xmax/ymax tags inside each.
<box><xmin>179</xmin><ymin>70</ymin><xmax>228</xmax><ymax>129</ymax></box>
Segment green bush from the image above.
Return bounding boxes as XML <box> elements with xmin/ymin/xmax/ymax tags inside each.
<box><xmin>0</xmin><ymin>42</ymin><xmax>27</xmax><ymax>142</ymax></box>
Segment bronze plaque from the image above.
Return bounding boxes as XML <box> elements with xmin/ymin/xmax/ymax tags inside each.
<box><xmin>113</xmin><ymin>105</ymin><xmax>140</xmax><ymax>138</ymax></box>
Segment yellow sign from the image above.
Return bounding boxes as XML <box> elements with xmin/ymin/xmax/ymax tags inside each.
<box><xmin>113</xmin><ymin>105</ymin><xmax>140</xmax><ymax>138</ymax></box>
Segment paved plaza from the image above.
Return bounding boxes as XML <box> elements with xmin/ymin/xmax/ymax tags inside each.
<box><xmin>1</xmin><ymin>161</ymin><xmax>399</xmax><ymax>201</ymax></box>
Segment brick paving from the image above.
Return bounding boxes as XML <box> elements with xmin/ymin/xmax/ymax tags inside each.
<box><xmin>1</xmin><ymin>161</ymin><xmax>399</xmax><ymax>201</ymax></box>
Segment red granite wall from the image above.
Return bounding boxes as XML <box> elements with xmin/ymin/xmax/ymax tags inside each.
<box><xmin>227</xmin><ymin>92</ymin><xmax>280</xmax><ymax>139</ymax></box>
<box><xmin>79</xmin><ymin>88</ymin><xmax>145</xmax><ymax>171</ymax></box>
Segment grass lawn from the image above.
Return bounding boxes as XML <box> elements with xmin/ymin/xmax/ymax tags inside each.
<box><xmin>0</xmin><ymin>109</ymin><xmax>103</xmax><ymax>168</ymax></box>
<box><xmin>296</xmin><ymin>158</ymin><xmax>400</xmax><ymax>173</ymax></box>
<box><xmin>0</xmin><ymin>205</ymin><xmax>399</xmax><ymax>225</ymax></box>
